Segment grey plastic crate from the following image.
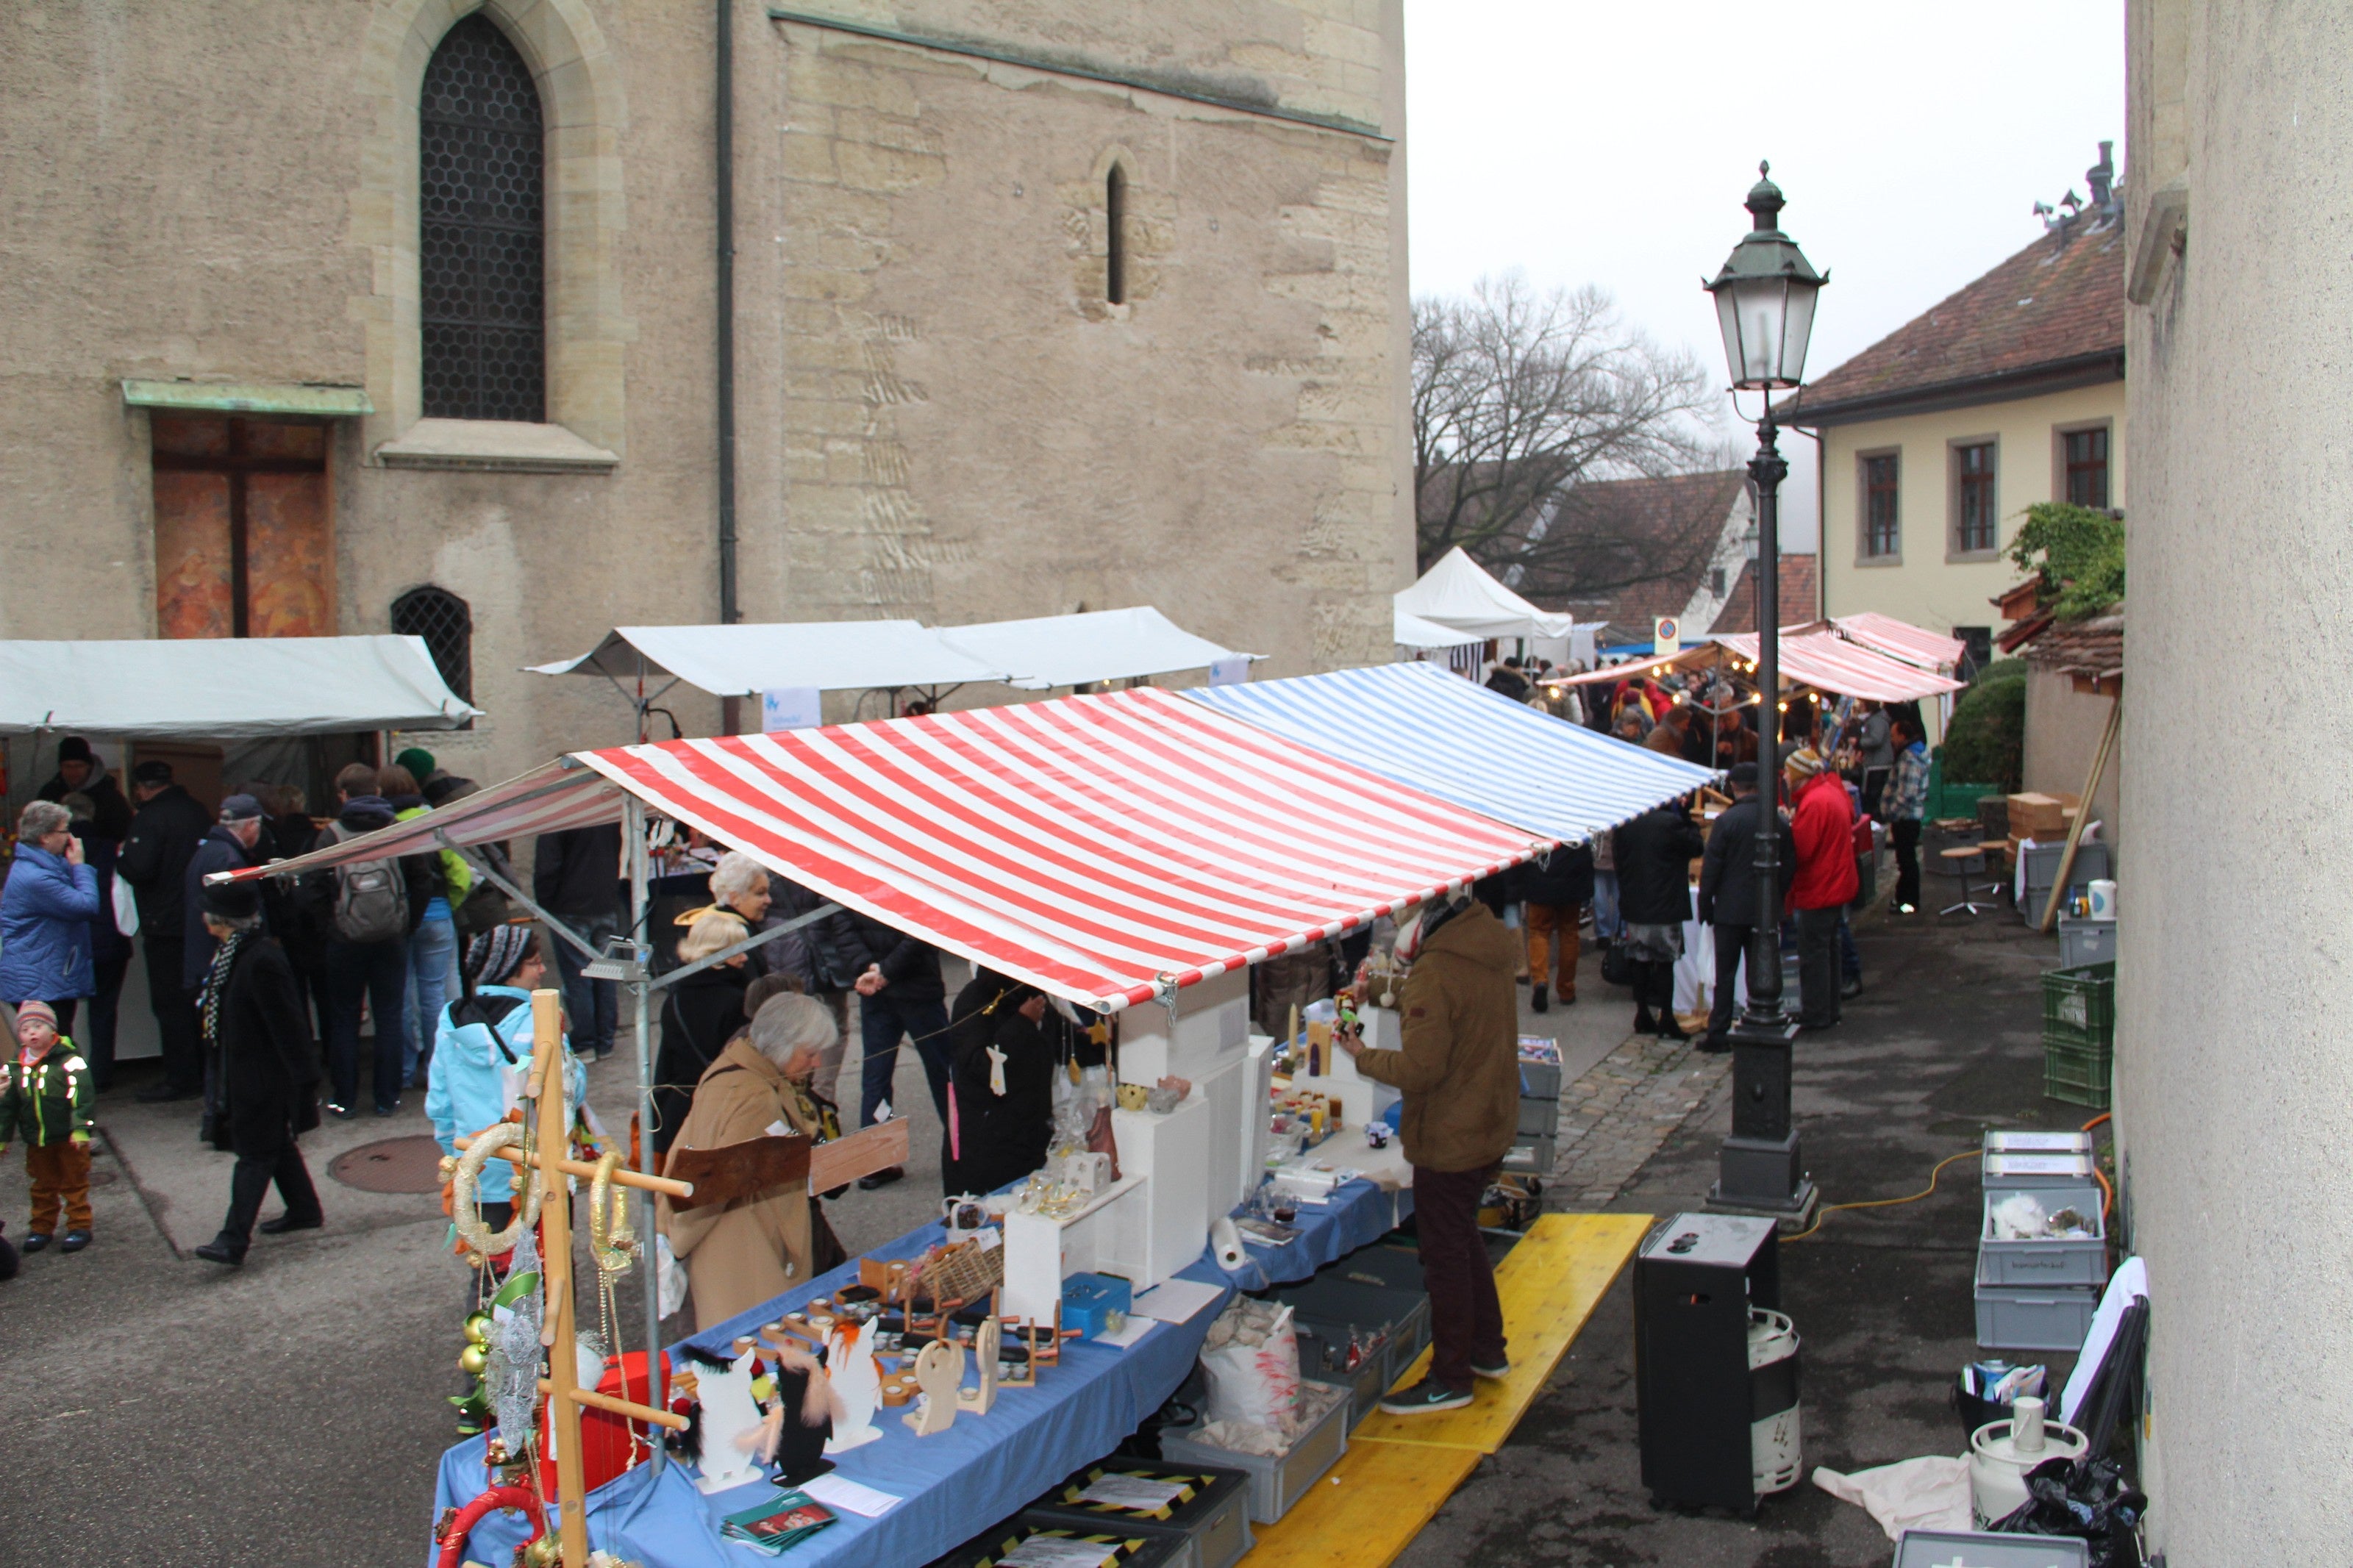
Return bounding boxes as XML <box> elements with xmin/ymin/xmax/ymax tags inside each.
<box><xmin>2055</xmin><ymin>915</ymin><xmax>2116</xmax><ymax>970</ymax></box>
<box><xmin>1021</xmin><ymin>1460</ymin><xmax>1254</xmax><ymax>1568</ymax></box>
<box><xmin>1517</xmin><ymin>1095</ymin><xmax>1560</xmax><ymax>1137</ymax></box>
<box><xmin>932</xmin><ymin>1520</ymin><xmax>1189</xmax><ymax>1568</ymax></box>
<box><xmin>1296</xmin><ymin>1322</ymin><xmax>1391</xmax><ymax>1428</ymax></box>
<box><xmin>1893</xmin><ymin>1531</ymin><xmax>2090</xmax><ymax>1567</ymax></box>
<box><xmin>1517</xmin><ymin>1058</ymin><xmax>1563</xmax><ymax>1099</ymax></box>
<box><xmin>1982</xmin><ymin>1150</ymin><xmax>2099</xmax><ymax>1191</ymax></box>
<box><xmin>1279</xmin><ymin>1284</ymin><xmax>1432</xmax><ymax>1395</ymax></box>
<box><xmin>1159</xmin><ymin>1387</ymin><xmax>1351</xmax><ymax>1524</ymax></box>
<box><xmin>1974</xmin><ymin>1284</ymin><xmax>2101</xmax><ymax>1352</ymax></box>
<box><xmin>1979</xmin><ymin>1187</ymin><xmax>2107</xmax><ymax>1287</ymax></box>
<box><xmin>1502</xmin><ymin>1129</ymin><xmax>1557</xmax><ymax>1173</ymax></box>
<box><xmin>2018</xmin><ymin>841</ymin><xmax>2111</xmax><ymax>914</ymax></box>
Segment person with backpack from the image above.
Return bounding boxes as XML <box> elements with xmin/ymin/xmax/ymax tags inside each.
<box><xmin>380</xmin><ymin>762</ymin><xmax>468</xmax><ymax>1092</ymax></box>
<box><xmin>304</xmin><ymin>763</ymin><xmax>434</xmax><ymax>1119</ymax></box>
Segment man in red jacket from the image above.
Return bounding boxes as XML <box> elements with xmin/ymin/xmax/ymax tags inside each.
<box><xmin>1784</xmin><ymin>748</ymin><xmax>1858</xmax><ymax>1031</ymax></box>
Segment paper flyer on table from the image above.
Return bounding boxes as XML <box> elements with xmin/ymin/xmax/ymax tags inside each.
<box><xmin>1093</xmin><ymin>1315</ymin><xmax>1157</xmax><ymax>1348</ymax></box>
<box><xmin>1131</xmin><ymin>1278</ymin><xmax>1224</xmax><ymax>1323</ymax></box>
<box><xmin>798</xmin><ymin>1472</ymin><xmax>901</xmax><ymax>1517</ymax></box>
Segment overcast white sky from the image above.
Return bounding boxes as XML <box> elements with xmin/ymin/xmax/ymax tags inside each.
<box><xmin>1404</xmin><ymin>1</ymin><xmax>2127</xmax><ymax>550</ymax></box>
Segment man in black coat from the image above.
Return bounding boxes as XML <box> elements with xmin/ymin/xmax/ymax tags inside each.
<box><xmin>36</xmin><ymin>737</ymin><xmax>133</xmax><ymax>842</ymax></box>
<box><xmin>846</xmin><ymin>912</ymin><xmax>949</xmax><ymax>1189</ymax></box>
<box><xmin>1696</xmin><ymin>763</ymin><xmax>1797</xmax><ymax>1052</ymax></box>
<box><xmin>182</xmin><ymin>794</ymin><xmax>266</xmax><ymax>992</ymax></box>
<box><xmin>115</xmin><ymin>760</ymin><xmax>213</xmax><ymax>1101</ymax></box>
<box><xmin>190</xmin><ymin>882</ymin><xmax>324</xmax><ymax>1267</ymax></box>
<box><xmin>1516</xmin><ymin>842</ymin><xmax>1593</xmax><ymax>1014</ymax></box>
<box><xmin>1612</xmin><ymin>795</ymin><xmax>1707</xmax><ymax>1041</ymax></box>
<box><xmin>534</xmin><ymin>823</ymin><xmax>625</xmax><ymax>1059</ymax></box>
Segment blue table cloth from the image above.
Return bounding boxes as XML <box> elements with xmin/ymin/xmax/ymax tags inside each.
<box><xmin>1207</xmin><ymin>1175</ymin><xmax>1415</xmax><ymax>1294</ymax></box>
<box><xmin>429</xmin><ymin>1214</ymin><xmax>1235</xmax><ymax>1568</ymax></box>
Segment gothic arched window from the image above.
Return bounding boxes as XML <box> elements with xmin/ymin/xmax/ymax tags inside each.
<box><xmin>393</xmin><ymin>585</ymin><xmax>474</xmax><ymax>704</ymax></box>
<box><xmin>420</xmin><ymin>15</ymin><xmax>546</xmax><ymax>422</ymax></box>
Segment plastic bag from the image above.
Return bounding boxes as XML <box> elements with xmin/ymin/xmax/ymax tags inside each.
<box><xmin>654</xmin><ymin>1231</ymin><xmax>688</xmax><ymax>1322</ymax></box>
<box><xmin>1990</xmin><ymin>1456</ymin><xmax>2146</xmax><ymax>1567</ymax></box>
<box><xmin>1199</xmin><ymin>1297</ymin><xmax>1300</xmax><ymax>1432</ymax></box>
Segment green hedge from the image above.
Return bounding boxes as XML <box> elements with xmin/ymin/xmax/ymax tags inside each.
<box><xmin>1942</xmin><ymin>658</ymin><xmax>2027</xmax><ymax>795</ymax></box>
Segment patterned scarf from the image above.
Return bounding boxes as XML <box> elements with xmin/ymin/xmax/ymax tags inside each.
<box><xmin>200</xmin><ymin>928</ymin><xmax>252</xmax><ymax>1045</ymax></box>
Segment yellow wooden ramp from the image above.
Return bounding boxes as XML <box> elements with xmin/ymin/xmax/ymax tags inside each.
<box><xmin>1240</xmin><ymin>1212</ymin><xmax>1650</xmax><ymax>1567</ymax></box>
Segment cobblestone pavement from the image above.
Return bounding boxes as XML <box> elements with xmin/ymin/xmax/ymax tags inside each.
<box><xmin>1543</xmin><ymin>1030</ymin><xmax>1733</xmax><ymax>1209</ymax></box>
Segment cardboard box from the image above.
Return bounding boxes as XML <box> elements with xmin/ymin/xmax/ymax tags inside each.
<box><xmin>2007</xmin><ymin>792</ymin><xmax>2068</xmax><ymax>837</ymax></box>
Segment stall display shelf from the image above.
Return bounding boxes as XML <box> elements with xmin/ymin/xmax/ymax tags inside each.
<box><xmin>1158</xmin><ymin>1389</ymin><xmax>1352</xmax><ymax>1525</ymax></box>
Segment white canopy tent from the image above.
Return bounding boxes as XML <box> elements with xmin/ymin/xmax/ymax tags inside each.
<box><xmin>1394</xmin><ymin>545</ymin><xmax>1578</xmax><ymax>642</ymax></box>
<box><xmin>1393</xmin><ymin>605</ymin><xmax>1483</xmax><ymax>651</ymax></box>
<box><xmin>527</xmin><ymin>621</ymin><xmax>1015</xmax><ymax>696</ymax></box>
<box><xmin>0</xmin><ymin>635</ymin><xmax>479</xmax><ymax>738</ymax></box>
<box><xmin>933</xmin><ymin>606</ymin><xmax>1258</xmax><ymax>690</ymax></box>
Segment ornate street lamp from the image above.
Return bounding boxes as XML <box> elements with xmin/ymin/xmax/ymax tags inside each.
<box><xmin>1704</xmin><ymin>162</ymin><xmax>1826</xmax><ymax>1222</ymax></box>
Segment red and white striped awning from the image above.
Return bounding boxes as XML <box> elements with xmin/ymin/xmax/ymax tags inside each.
<box><xmin>1712</xmin><ymin>630</ymin><xmax>1964</xmax><ymax>703</ymax></box>
<box><xmin>237</xmin><ymin>688</ymin><xmax>1546</xmax><ymax>1012</ymax></box>
<box><xmin>1831</xmin><ymin>612</ymin><xmax>1965</xmax><ymax>673</ymax></box>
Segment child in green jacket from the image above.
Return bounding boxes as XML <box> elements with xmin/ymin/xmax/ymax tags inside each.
<box><xmin>1</xmin><ymin>1000</ymin><xmax>96</xmax><ymax>1253</ymax></box>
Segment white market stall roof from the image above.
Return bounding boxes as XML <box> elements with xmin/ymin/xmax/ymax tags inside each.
<box><xmin>933</xmin><ymin>606</ymin><xmax>1258</xmax><ymax>690</ymax></box>
<box><xmin>1393</xmin><ymin>545</ymin><xmax>1577</xmax><ymax>642</ymax></box>
<box><xmin>1185</xmin><ymin>661</ymin><xmax>1715</xmax><ymax>845</ymax></box>
<box><xmin>231</xmin><ymin>687</ymin><xmax>1546</xmax><ymax>1012</ymax></box>
<box><xmin>527</xmin><ymin>621</ymin><xmax>1015</xmax><ymax>695</ymax></box>
<box><xmin>1393</xmin><ymin>606</ymin><xmax>1482</xmax><ymax>650</ymax></box>
<box><xmin>1557</xmin><ymin>629</ymin><xmax>1964</xmax><ymax>704</ymax></box>
<box><xmin>1831</xmin><ymin>612</ymin><xmax>1966</xmax><ymax>673</ymax></box>
<box><xmin>0</xmin><ymin>635</ymin><xmax>479</xmax><ymax>738</ymax></box>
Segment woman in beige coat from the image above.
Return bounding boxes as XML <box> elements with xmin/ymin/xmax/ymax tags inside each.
<box><xmin>657</xmin><ymin>992</ymin><xmax>837</xmax><ymax>1330</ymax></box>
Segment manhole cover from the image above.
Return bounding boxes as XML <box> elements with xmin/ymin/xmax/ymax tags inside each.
<box><xmin>329</xmin><ymin>1134</ymin><xmax>447</xmax><ymax>1195</ymax></box>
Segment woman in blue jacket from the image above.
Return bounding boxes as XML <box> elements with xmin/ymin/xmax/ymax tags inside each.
<box><xmin>1</xmin><ymin>801</ymin><xmax>101</xmax><ymax>1033</ymax></box>
<box><xmin>425</xmin><ymin>924</ymin><xmax>588</xmax><ymax>1217</ymax></box>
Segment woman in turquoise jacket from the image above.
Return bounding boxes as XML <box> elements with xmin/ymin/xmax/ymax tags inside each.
<box><xmin>426</xmin><ymin>924</ymin><xmax>590</xmax><ymax>1206</ymax></box>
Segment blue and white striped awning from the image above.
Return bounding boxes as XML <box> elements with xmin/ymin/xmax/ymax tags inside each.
<box><xmin>1182</xmin><ymin>661</ymin><xmax>1718</xmax><ymax>845</ymax></box>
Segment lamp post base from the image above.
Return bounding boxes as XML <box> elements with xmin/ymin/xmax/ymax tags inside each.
<box><xmin>1707</xmin><ymin>1008</ymin><xmax>1813</xmax><ymax>1224</ymax></box>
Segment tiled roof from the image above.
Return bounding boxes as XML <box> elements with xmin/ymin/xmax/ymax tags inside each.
<box><xmin>2014</xmin><ymin>604</ymin><xmax>2124</xmax><ymax>690</ymax></box>
<box><xmin>1706</xmin><ymin>554</ymin><xmax>1820</xmax><ymax>634</ymax></box>
<box><xmin>1523</xmin><ymin>470</ymin><xmax>1749</xmax><ymax>637</ymax></box>
<box><xmin>1781</xmin><ymin>212</ymin><xmax>2125</xmax><ymax>423</ymax></box>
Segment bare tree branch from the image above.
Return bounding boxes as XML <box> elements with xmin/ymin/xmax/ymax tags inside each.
<box><xmin>1413</xmin><ymin>273</ymin><xmax>1728</xmax><ymax>601</ymax></box>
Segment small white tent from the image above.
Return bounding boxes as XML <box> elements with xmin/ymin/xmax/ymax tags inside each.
<box><xmin>1393</xmin><ymin>546</ymin><xmax>1577</xmax><ymax>642</ymax></box>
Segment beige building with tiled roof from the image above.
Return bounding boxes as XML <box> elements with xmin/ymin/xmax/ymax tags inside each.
<box><xmin>1782</xmin><ymin>146</ymin><xmax>2126</xmax><ymax>676</ymax></box>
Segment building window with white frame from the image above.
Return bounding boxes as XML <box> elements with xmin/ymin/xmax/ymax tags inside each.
<box><xmin>1863</xmin><ymin>453</ymin><xmax>1901</xmax><ymax>559</ymax></box>
<box><xmin>1955</xmin><ymin>440</ymin><xmax>1997</xmax><ymax>554</ymax></box>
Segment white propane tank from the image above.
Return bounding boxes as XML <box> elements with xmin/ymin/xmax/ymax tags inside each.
<box><xmin>1747</xmin><ymin>1307</ymin><xmax>1802</xmax><ymax>1494</ymax></box>
<box><xmin>1969</xmin><ymin>1395</ymin><xmax>2088</xmax><ymax>1527</ymax></box>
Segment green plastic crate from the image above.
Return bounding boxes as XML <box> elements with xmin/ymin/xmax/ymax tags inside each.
<box><xmin>2043</xmin><ymin>1036</ymin><xmax>2113</xmax><ymax>1109</ymax></box>
<box><xmin>2042</xmin><ymin>962</ymin><xmax>2116</xmax><ymax>1044</ymax></box>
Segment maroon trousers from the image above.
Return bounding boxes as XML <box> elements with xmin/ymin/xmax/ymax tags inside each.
<box><xmin>1414</xmin><ymin>1162</ymin><xmax>1506</xmax><ymax>1392</ymax></box>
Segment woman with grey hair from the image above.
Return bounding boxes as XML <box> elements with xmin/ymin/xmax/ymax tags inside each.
<box><xmin>1</xmin><ymin>800</ymin><xmax>99</xmax><ymax>1037</ymax></box>
<box><xmin>657</xmin><ymin>992</ymin><xmax>839</xmax><ymax>1327</ymax></box>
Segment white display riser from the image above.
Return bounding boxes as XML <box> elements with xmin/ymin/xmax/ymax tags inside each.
<box><xmin>1000</xmin><ymin>1175</ymin><xmax>1148</xmax><ymax>1324</ymax></box>
<box><xmin>1118</xmin><ymin>967</ymin><xmax>1250</xmax><ymax>1087</ymax></box>
<box><xmin>1110</xmin><ymin>1090</ymin><xmax>1217</xmax><ymax>1293</ymax></box>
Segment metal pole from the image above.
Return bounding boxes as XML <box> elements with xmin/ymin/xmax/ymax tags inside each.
<box><xmin>1746</xmin><ymin>405</ymin><xmax>1787</xmax><ymax>1022</ymax></box>
<box><xmin>626</xmin><ymin>795</ymin><xmax>664</xmax><ymax>1469</ymax></box>
<box><xmin>1710</xmin><ymin>403</ymin><xmax>1815</xmax><ymax>1224</ymax></box>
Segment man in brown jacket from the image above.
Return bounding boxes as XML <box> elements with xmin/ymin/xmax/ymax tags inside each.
<box><xmin>1343</xmin><ymin>889</ymin><xmax>1520</xmax><ymax>1414</ymax></box>
<box><xmin>657</xmin><ymin>993</ymin><xmax>836</xmax><ymax>1331</ymax></box>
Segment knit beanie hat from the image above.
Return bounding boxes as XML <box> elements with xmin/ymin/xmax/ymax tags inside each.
<box><xmin>13</xmin><ymin>1000</ymin><xmax>58</xmax><ymax>1039</ymax></box>
<box><xmin>1785</xmin><ymin>747</ymin><xmax>1824</xmax><ymax>781</ymax></box>
<box><xmin>466</xmin><ymin>924</ymin><xmax>537</xmax><ymax>990</ymax></box>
